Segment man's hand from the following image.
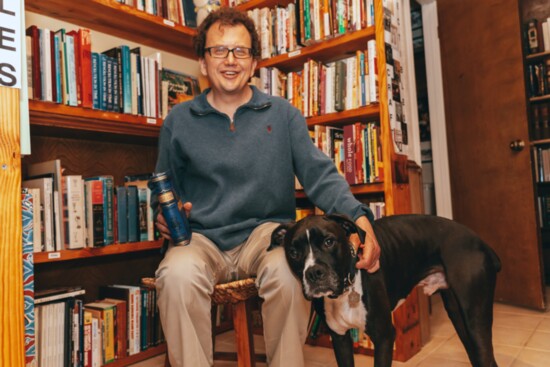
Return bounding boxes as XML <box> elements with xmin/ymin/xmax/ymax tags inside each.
<box><xmin>351</xmin><ymin>216</ymin><xmax>381</xmax><ymax>273</ymax></box>
<box><xmin>155</xmin><ymin>201</ymin><xmax>193</xmax><ymax>242</ymax></box>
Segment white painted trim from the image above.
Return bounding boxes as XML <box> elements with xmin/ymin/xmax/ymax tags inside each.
<box><xmin>400</xmin><ymin>0</ymin><xmax>421</xmax><ymax>166</ymax></box>
<box><xmin>417</xmin><ymin>0</ymin><xmax>453</xmax><ymax>219</ymax></box>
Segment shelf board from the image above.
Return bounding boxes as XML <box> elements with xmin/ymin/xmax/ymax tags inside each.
<box><xmin>237</xmin><ymin>0</ymin><xmax>294</xmax><ymax>12</ymax></box>
<box><xmin>26</xmin><ymin>0</ymin><xmax>197</xmax><ymax>59</ymax></box>
<box><xmin>306</xmin><ymin>105</ymin><xmax>380</xmax><ymax>126</ymax></box>
<box><xmin>531</xmin><ymin>139</ymin><xmax>550</xmax><ymax>146</ymax></box>
<box><xmin>34</xmin><ymin>240</ymin><xmax>163</xmax><ymax>264</ymax></box>
<box><xmin>526</xmin><ymin>50</ymin><xmax>550</xmax><ymax>61</ymax></box>
<box><xmin>108</xmin><ymin>343</ymin><xmax>167</xmax><ymax>367</ymax></box>
<box><xmin>530</xmin><ymin>94</ymin><xmax>550</xmax><ymax>103</ymax></box>
<box><xmin>29</xmin><ymin>100</ymin><xmax>161</xmax><ymax>141</ymax></box>
<box><xmin>295</xmin><ymin>182</ymin><xmax>384</xmax><ymax>198</ymax></box>
<box><xmin>256</xmin><ymin>27</ymin><xmax>376</xmax><ymax>71</ymax></box>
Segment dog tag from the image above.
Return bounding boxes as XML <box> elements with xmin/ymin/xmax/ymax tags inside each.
<box><xmin>348</xmin><ymin>289</ymin><xmax>361</xmax><ymax>308</ymax></box>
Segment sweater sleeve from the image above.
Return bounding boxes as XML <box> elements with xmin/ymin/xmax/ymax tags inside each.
<box><xmin>288</xmin><ymin>107</ymin><xmax>374</xmax><ymax>223</ymax></box>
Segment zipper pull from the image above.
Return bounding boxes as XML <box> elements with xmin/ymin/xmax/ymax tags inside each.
<box><xmin>229</xmin><ymin>119</ymin><xmax>236</xmax><ymax>132</ymax></box>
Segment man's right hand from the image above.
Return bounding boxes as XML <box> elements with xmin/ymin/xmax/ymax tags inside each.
<box><xmin>155</xmin><ymin>201</ymin><xmax>193</xmax><ymax>242</ymax></box>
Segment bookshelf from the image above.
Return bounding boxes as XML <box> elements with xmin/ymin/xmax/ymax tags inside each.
<box><xmin>245</xmin><ymin>0</ymin><xmax>424</xmax><ymax>362</ymax></box>
<box><xmin>6</xmin><ymin>0</ymin><xmax>426</xmax><ymax>366</ymax></box>
<box><xmin>521</xmin><ymin>0</ymin><xmax>550</xmax><ymax>284</ymax></box>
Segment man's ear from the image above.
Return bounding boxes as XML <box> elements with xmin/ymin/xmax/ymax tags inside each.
<box><xmin>267</xmin><ymin>223</ymin><xmax>294</xmax><ymax>251</ymax></box>
<box><xmin>326</xmin><ymin>214</ymin><xmax>366</xmax><ymax>243</ymax></box>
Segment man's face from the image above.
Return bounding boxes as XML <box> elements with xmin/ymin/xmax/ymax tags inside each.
<box><xmin>199</xmin><ymin>22</ymin><xmax>257</xmax><ymax>97</ymax></box>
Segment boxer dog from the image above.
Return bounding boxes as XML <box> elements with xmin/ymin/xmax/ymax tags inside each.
<box><xmin>268</xmin><ymin>214</ymin><xmax>501</xmax><ymax>367</ymax></box>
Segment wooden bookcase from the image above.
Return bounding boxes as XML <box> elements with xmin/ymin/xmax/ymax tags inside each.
<box><xmin>521</xmin><ymin>0</ymin><xmax>550</xmax><ymax>283</ymax></box>
<box><xmin>243</xmin><ymin>0</ymin><xmax>423</xmax><ymax>362</ymax></box>
<box><xmin>9</xmin><ymin>0</ymin><xmax>425</xmax><ymax>365</ymax></box>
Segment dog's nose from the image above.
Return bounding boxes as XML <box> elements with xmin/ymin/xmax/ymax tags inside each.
<box><xmin>305</xmin><ymin>265</ymin><xmax>327</xmax><ymax>284</ymax></box>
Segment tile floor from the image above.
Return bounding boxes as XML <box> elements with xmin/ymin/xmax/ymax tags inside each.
<box><xmin>131</xmin><ymin>288</ymin><xmax>550</xmax><ymax>367</ymax></box>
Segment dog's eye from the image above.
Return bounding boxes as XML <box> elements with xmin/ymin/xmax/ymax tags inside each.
<box><xmin>324</xmin><ymin>238</ymin><xmax>335</xmax><ymax>248</ymax></box>
<box><xmin>288</xmin><ymin>247</ymin><xmax>300</xmax><ymax>259</ymax></box>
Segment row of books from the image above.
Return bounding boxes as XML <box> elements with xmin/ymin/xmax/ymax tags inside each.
<box><xmin>25</xmin><ymin>25</ymin><xmax>200</xmax><ymax>119</ymax></box>
<box><xmin>531</xmin><ymin>103</ymin><xmax>550</xmax><ymax>140</ymax></box>
<box><xmin>247</xmin><ymin>0</ymin><xmax>375</xmax><ymax>60</ymax></box>
<box><xmin>527</xmin><ymin>59</ymin><xmax>550</xmax><ymax>98</ymax></box>
<box><xmin>115</xmin><ymin>0</ymin><xmax>197</xmax><ymax>28</ymax></box>
<box><xmin>525</xmin><ymin>17</ymin><xmax>550</xmax><ymax>54</ymax></box>
<box><xmin>253</xmin><ymin>44</ymin><xmax>378</xmax><ymax>117</ymax></box>
<box><xmin>296</xmin><ymin>201</ymin><xmax>384</xmax><ymax>222</ymax></box>
<box><xmin>315</xmin><ymin>122</ymin><xmax>384</xmax><ymax>186</ymax></box>
<box><xmin>21</xmin><ymin>159</ymin><xmax>157</xmax><ymax>252</ymax></box>
<box><xmin>29</xmin><ymin>281</ymin><xmax>163</xmax><ymax>367</ymax></box>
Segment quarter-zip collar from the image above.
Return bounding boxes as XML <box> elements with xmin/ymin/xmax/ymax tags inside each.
<box><xmin>189</xmin><ymin>85</ymin><xmax>272</xmax><ymax>117</ymax></box>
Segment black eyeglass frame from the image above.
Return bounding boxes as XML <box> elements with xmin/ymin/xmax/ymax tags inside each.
<box><xmin>204</xmin><ymin>46</ymin><xmax>253</xmax><ymax>59</ymax></box>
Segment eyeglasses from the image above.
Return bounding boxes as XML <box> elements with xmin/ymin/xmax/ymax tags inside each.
<box><xmin>205</xmin><ymin>46</ymin><xmax>253</xmax><ymax>59</ymax></box>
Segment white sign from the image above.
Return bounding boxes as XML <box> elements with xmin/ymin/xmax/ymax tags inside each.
<box><xmin>0</xmin><ymin>0</ymin><xmax>21</xmax><ymax>89</ymax></box>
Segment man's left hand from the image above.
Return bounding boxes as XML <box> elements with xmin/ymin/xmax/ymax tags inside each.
<box><xmin>351</xmin><ymin>216</ymin><xmax>381</xmax><ymax>273</ymax></box>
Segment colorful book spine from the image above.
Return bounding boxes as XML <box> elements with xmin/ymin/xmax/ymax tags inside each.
<box><xmin>22</xmin><ymin>190</ymin><xmax>36</xmax><ymax>367</ymax></box>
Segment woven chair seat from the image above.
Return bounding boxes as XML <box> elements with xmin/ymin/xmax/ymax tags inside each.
<box><xmin>212</xmin><ymin>278</ymin><xmax>258</xmax><ymax>304</ymax></box>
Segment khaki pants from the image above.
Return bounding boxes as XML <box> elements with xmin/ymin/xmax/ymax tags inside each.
<box><xmin>155</xmin><ymin>222</ymin><xmax>310</xmax><ymax>367</ymax></box>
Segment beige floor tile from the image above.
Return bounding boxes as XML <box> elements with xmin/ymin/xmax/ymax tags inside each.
<box><xmin>493</xmin><ymin>345</ymin><xmax>522</xmax><ymax>367</ymax></box>
<box><xmin>428</xmin><ymin>335</ymin><xmax>470</xmax><ymax>363</ymax></box>
<box><xmin>536</xmin><ymin>317</ymin><xmax>550</xmax><ymax>332</ymax></box>
<box><xmin>525</xmin><ymin>330</ymin><xmax>550</xmax><ymax>351</ymax></box>
<box><xmin>415</xmin><ymin>355</ymin><xmax>471</xmax><ymax>366</ymax></box>
<box><xmin>492</xmin><ymin>325</ymin><xmax>535</xmax><ymax>347</ymax></box>
<box><xmin>492</xmin><ymin>312</ymin><xmax>543</xmax><ymax>331</ymax></box>
<box><xmin>511</xmin><ymin>348</ymin><xmax>550</xmax><ymax>366</ymax></box>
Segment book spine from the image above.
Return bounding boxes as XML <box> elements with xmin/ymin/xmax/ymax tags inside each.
<box><xmin>22</xmin><ymin>192</ymin><xmax>36</xmax><ymax>367</ymax></box>
<box><xmin>80</xmin><ymin>29</ymin><xmax>93</xmax><ymax>108</ymax></box>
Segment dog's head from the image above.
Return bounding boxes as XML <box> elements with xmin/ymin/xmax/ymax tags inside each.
<box><xmin>268</xmin><ymin>214</ymin><xmax>365</xmax><ymax>300</ymax></box>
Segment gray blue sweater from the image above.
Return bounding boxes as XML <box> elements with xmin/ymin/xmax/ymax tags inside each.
<box><xmin>155</xmin><ymin>86</ymin><xmax>373</xmax><ymax>251</ymax></box>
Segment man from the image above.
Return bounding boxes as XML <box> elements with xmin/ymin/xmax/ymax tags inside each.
<box><xmin>154</xmin><ymin>7</ymin><xmax>381</xmax><ymax>367</ymax></box>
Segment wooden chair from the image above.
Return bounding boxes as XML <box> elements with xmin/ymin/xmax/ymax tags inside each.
<box><xmin>165</xmin><ymin>278</ymin><xmax>267</xmax><ymax>367</ymax></box>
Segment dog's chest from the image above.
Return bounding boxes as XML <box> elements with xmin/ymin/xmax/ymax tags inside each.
<box><xmin>323</xmin><ymin>274</ymin><xmax>367</xmax><ymax>335</ymax></box>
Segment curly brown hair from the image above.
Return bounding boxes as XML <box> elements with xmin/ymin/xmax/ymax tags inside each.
<box><xmin>194</xmin><ymin>7</ymin><xmax>260</xmax><ymax>59</ymax></box>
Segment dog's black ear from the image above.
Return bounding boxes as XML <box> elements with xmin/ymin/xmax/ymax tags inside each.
<box><xmin>267</xmin><ymin>223</ymin><xmax>294</xmax><ymax>251</ymax></box>
<box><xmin>327</xmin><ymin>214</ymin><xmax>366</xmax><ymax>243</ymax></box>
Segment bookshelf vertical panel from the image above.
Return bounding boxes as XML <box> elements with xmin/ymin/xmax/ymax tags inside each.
<box><xmin>0</xmin><ymin>86</ymin><xmax>25</xmax><ymax>367</ymax></box>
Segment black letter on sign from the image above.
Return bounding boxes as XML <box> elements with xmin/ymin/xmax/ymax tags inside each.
<box><xmin>0</xmin><ymin>63</ymin><xmax>17</xmax><ymax>87</ymax></box>
<box><xmin>0</xmin><ymin>0</ymin><xmax>16</xmax><ymax>16</ymax></box>
<box><xmin>0</xmin><ymin>27</ymin><xmax>16</xmax><ymax>51</ymax></box>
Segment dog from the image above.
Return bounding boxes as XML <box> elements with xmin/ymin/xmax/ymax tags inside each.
<box><xmin>268</xmin><ymin>214</ymin><xmax>501</xmax><ymax>367</ymax></box>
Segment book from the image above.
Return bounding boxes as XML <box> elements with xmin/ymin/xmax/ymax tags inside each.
<box><xmin>85</xmin><ymin>176</ymin><xmax>114</xmax><ymax>245</ymax></box>
<box><xmin>101</xmin><ymin>298</ymin><xmax>128</xmax><ymax>359</ymax></box>
<box><xmin>62</xmin><ymin>175</ymin><xmax>86</xmax><ymax>249</ymax></box>
<box><xmin>27</xmin><ymin>159</ymin><xmax>65</xmax><ymax>249</ymax></box>
<box><xmin>23</xmin><ymin>177</ymin><xmax>54</xmax><ymax>252</ymax></box>
<box><xmin>22</xmin><ymin>190</ymin><xmax>36</xmax><ymax>367</ymax></box>
<box><xmin>116</xmin><ymin>186</ymin><xmax>128</xmax><ymax>243</ymax></box>
<box><xmin>84</xmin><ymin>302</ymin><xmax>116</xmax><ymax>364</ymax></box>
<box><xmin>34</xmin><ymin>286</ymin><xmax>85</xmax><ymax>305</ymax></box>
<box><xmin>126</xmin><ymin>185</ymin><xmax>139</xmax><ymax>243</ymax></box>
<box><xmin>160</xmin><ymin>68</ymin><xmax>200</xmax><ymax>118</ymax></box>
<box><xmin>84</xmin><ymin>179</ymin><xmax>104</xmax><ymax>247</ymax></box>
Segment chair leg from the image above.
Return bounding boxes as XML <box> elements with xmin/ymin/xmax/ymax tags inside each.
<box><xmin>232</xmin><ymin>299</ymin><xmax>256</xmax><ymax>367</ymax></box>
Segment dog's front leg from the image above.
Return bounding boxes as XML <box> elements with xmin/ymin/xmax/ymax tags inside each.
<box><xmin>312</xmin><ymin>298</ymin><xmax>355</xmax><ymax>367</ymax></box>
<box><xmin>329</xmin><ymin>328</ymin><xmax>355</xmax><ymax>367</ymax></box>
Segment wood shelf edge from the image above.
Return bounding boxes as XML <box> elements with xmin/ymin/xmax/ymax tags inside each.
<box><xmin>107</xmin><ymin>343</ymin><xmax>167</xmax><ymax>367</ymax></box>
<box><xmin>29</xmin><ymin>100</ymin><xmax>162</xmax><ymax>138</ymax></box>
<box><xmin>306</xmin><ymin>105</ymin><xmax>380</xmax><ymax>126</ymax></box>
<box><xmin>26</xmin><ymin>0</ymin><xmax>197</xmax><ymax>59</ymax></box>
<box><xmin>295</xmin><ymin>183</ymin><xmax>384</xmax><ymax>198</ymax></box>
<box><xmin>34</xmin><ymin>240</ymin><xmax>163</xmax><ymax>264</ymax></box>
<box><xmin>256</xmin><ymin>27</ymin><xmax>376</xmax><ymax>71</ymax></box>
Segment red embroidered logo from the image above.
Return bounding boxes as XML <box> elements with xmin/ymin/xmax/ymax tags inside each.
<box><xmin>267</xmin><ymin>125</ymin><xmax>272</xmax><ymax>133</ymax></box>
